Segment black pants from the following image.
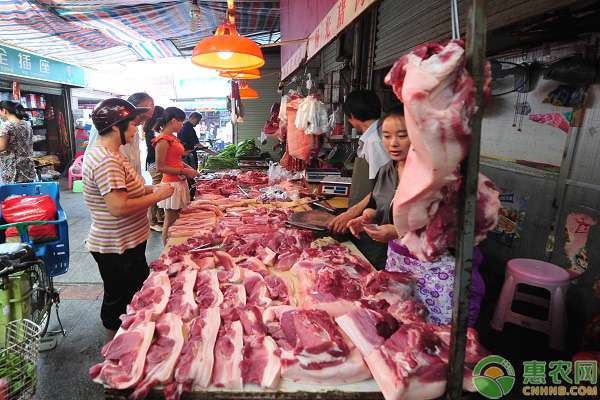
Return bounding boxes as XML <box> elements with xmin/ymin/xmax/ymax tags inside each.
<box><xmin>91</xmin><ymin>241</ymin><xmax>149</xmax><ymax>330</ymax></box>
<box><xmin>350</xmin><ymin>233</ymin><xmax>388</xmax><ymax>270</ymax></box>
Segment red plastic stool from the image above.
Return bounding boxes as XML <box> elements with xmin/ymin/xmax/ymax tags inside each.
<box><xmin>491</xmin><ymin>258</ymin><xmax>570</xmax><ymax>350</ymax></box>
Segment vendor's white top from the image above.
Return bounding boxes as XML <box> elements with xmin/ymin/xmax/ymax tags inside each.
<box><xmin>356</xmin><ymin>120</ymin><xmax>390</xmax><ymax>180</ymax></box>
<box><xmin>83</xmin><ymin>125</ymin><xmax>142</xmax><ymax>176</ymax></box>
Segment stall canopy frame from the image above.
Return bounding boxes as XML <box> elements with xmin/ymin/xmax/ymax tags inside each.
<box><xmin>447</xmin><ymin>0</ymin><xmax>488</xmax><ymax>398</ymax></box>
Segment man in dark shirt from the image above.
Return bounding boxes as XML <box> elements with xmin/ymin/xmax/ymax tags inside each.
<box><xmin>177</xmin><ymin>111</ymin><xmax>202</xmax><ymax>170</ymax></box>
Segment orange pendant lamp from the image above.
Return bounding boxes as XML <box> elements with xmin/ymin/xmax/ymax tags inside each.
<box><xmin>219</xmin><ymin>68</ymin><xmax>261</xmax><ymax>80</ymax></box>
<box><xmin>239</xmin><ymin>81</ymin><xmax>258</xmax><ymax>99</ymax></box>
<box><xmin>192</xmin><ymin>0</ymin><xmax>265</xmax><ymax>71</ymax></box>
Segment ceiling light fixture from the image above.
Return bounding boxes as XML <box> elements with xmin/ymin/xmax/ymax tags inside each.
<box><xmin>192</xmin><ymin>0</ymin><xmax>265</xmax><ymax>71</ymax></box>
<box><xmin>239</xmin><ymin>81</ymin><xmax>258</xmax><ymax>99</ymax></box>
<box><xmin>219</xmin><ymin>68</ymin><xmax>261</xmax><ymax>80</ymax></box>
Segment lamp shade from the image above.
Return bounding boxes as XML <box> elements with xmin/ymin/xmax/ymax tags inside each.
<box><xmin>219</xmin><ymin>68</ymin><xmax>261</xmax><ymax>80</ymax></box>
<box><xmin>239</xmin><ymin>82</ymin><xmax>258</xmax><ymax>99</ymax></box>
<box><xmin>192</xmin><ymin>23</ymin><xmax>265</xmax><ymax>71</ymax></box>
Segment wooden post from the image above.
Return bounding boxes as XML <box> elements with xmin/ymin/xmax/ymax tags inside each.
<box><xmin>446</xmin><ymin>0</ymin><xmax>487</xmax><ymax>399</ymax></box>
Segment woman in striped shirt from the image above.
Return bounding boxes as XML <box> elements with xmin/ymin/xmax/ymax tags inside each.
<box><xmin>83</xmin><ymin>98</ymin><xmax>173</xmax><ymax>338</ymax></box>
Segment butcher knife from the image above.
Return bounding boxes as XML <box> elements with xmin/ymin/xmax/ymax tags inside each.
<box><xmin>285</xmin><ymin>221</ymin><xmax>327</xmax><ymax>232</ymax></box>
<box><xmin>309</xmin><ymin>199</ymin><xmax>337</xmax><ymax>213</ymax></box>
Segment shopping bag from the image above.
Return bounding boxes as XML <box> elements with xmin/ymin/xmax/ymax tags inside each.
<box><xmin>1</xmin><ymin>195</ymin><xmax>58</xmax><ymax>241</ymax></box>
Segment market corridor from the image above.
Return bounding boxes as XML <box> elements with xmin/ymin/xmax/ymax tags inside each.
<box><xmin>36</xmin><ymin>180</ymin><xmax>163</xmax><ymax>400</ymax></box>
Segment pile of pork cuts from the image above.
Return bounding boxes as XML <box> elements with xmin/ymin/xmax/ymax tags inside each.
<box><xmin>90</xmin><ymin>40</ymin><xmax>503</xmax><ymax>399</ymax></box>
<box><xmin>90</xmin><ymin>198</ymin><xmax>488</xmax><ymax>400</ymax></box>
<box><xmin>386</xmin><ymin>40</ymin><xmax>501</xmax><ymax>261</ymax></box>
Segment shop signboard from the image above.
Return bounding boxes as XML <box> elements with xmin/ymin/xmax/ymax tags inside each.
<box><xmin>175</xmin><ymin>98</ymin><xmax>228</xmax><ymax>112</ymax></box>
<box><xmin>281</xmin><ymin>0</ymin><xmax>376</xmax><ymax>80</ymax></box>
<box><xmin>281</xmin><ymin>42</ymin><xmax>307</xmax><ymax>81</ymax></box>
<box><xmin>0</xmin><ymin>43</ymin><xmax>85</xmax><ymax>87</ymax></box>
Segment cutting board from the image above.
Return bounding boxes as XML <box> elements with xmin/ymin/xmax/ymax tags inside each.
<box><xmin>289</xmin><ymin>210</ymin><xmax>335</xmax><ymax>228</ymax></box>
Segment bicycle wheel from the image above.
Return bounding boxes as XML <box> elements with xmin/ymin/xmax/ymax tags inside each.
<box><xmin>29</xmin><ymin>261</ymin><xmax>51</xmax><ymax>336</ymax></box>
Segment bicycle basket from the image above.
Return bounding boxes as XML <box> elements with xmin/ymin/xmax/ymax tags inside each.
<box><xmin>0</xmin><ymin>319</ymin><xmax>41</xmax><ymax>400</ymax></box>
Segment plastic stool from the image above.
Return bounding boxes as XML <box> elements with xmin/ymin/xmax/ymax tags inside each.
<box><xmin>491</xmin><ymin>258</ymin><xmax>570</xmax><ymax>350</ymax></box>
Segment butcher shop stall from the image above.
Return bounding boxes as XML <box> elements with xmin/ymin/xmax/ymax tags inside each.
<box><xmin>89</xmin><ymin>1</ymin><xmax>600</xmax><ymax>400</ymax></box>
<box><xmin>89</xmin><ymin>0</ymin><xmax>600</xmax><ymax>400</ymax></box>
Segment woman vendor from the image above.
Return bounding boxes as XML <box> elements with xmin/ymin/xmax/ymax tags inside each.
<box><xmin>83</xmin><ymin>98</ymin><xmax>174</xmax><ymax>338</ymax></box>
<box><xmin>346</xmin><ymin>106</ymin><xmax>485</xmax><ymax>327</ymax></box>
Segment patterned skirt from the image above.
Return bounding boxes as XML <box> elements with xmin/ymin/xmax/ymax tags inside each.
<box><xmin>386</xmin><ymin>239</ymin><xmax>485</xmax><ymax>326</ymax></box>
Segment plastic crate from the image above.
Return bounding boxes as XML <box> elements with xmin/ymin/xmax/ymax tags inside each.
<box><xmin>0</xmin><ymin>183</ymin><xmax>69</xmax><ymax>278</ymax></box>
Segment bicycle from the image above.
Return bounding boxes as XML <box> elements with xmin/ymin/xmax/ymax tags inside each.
<box><xmin>0</xmin><ymin>182</ymin><xmax>69</xmax><ymax>344</ymax></box>
<box><xmin>0</xmin><ymin>235</ymin><xmax>63</xmax><ymax>339</ymax></box>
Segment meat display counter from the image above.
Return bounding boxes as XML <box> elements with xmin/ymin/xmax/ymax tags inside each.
<box><xmin>96</xmin><ymin>170</ymin><xmax>488</xmax><ymax>400</ymax></box>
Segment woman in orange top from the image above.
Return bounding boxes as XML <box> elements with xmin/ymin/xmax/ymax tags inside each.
<box><xmin>153</xmin><ymin>107</ymin><xmax>199</xmax><ymax>243</ymax></box>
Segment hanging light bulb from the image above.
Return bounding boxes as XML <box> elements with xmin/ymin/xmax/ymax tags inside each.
<box><xmin>239</xmin><ymin>81</ymin><xmax>258</xmax><ymax>99</ymax></box>
<box><xmin>192</xmin><ymin>0</ymin><xmax>265</xmax><ymax>71</ymax></box>
<box><xmin>217</xmin><ymin>51</ymin><xmax>234</xmax><ymax>60</ymax></box>
<box><xmin>219</xmin><ymin>68</ymin><xmax>261</xmax><ymax>80</ymax></box>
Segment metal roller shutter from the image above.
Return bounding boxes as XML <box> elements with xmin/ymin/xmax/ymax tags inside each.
<box><xmin>321</xmin><ymin>40</ymin><xmax>344</xmax><ymax>74</ymax></box>
<box><xmin>236</xmin><ymin>69</ymin><xmax>281</xmax><ymax>144</ymax></box>
<box><xmin>374</xmin><ymin>0</ymin><xmax>582</xmax><ymax>69</ymax></box>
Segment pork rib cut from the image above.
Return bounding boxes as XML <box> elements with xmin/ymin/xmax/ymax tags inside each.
<box><xmin>89</xmin><ymin>313</ymin><xmax>155</xmax><ymax>390</ymax></box>
<box><xmin>166</xmin><ymin>268</ymin><xmax>198</xmax><ymax>321</ymax></box>
<box><xmin>130</xmin><ymin>313</ymin><xmax>184</xmax><ymax>399</ymax></box>
<box><xmin>219</xmin><ymin>283</ymin><xmax>246</xmax><ymax>322</ymax></box>
<box><xmin>164</xmin><ymin>307</ymin><xmax>221</xmax><ymax>400</ymax></box>
<box><xmin>195</xmin><ymin>269</ymin><xmax>224</xmax><ymax>308</ymax></box>
<box><xmin>238</xmin><ymin>305</ymin><xmax>281</xmax><ymax>389</ymax></box>
<box><xmin>126</xmin><ymin>270</ymin><xmax>171</xmax><ymax>320</ymax></box>
<box><xmin>211</xmin><ymin>321</ymin><xmax>244</xmax><ymax>389</ymax></box>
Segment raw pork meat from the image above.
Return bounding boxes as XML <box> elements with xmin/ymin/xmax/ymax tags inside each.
<box><xmin>165</xmin><ymin>308</ymin><xmax>220</xmax><ymax>400</ymax></box>
<box><xmin>237</xmin><ymin>256</ymin><xmax>269</xmax><ymax>274</ymax></box>
<box><xmin>211</xmin><ymin>321</ymin><xmax>244</xmax><ymax>389</ymax></box>
<box><xmin>336</xmin><ymin>308</ymin><xmax>389</xmax><ymax>357</ymax></box>
<box><xmin>238</xmin><ymin>305</ymin><xmax>282</xmax><ymax>389</ymax></box>
<box><xmin>362</xmin><ymin>271</ymin><xmax>414</xmax><ymax>305</ymax></box>
<box><xmin>243</xmin><ymin>269</ymin><xmax>273</xmax><ymax>307</ymax></box>
<box><xmin>166</xmin><ymin>268</ymin><xmax>198</xmax><ymax>321</ymax></box>
<box><xmin>399</xmin><ymin>174</ymin><xmax>500</xmax><ymax>261</ymax></box>
<box><xmin>388</xmin><ymin>299</ymin><xmax>429</xmax><ymax>324</ymax></box>
<box><xmin>366</xmin><ymin>323</ymin><xmax>488</xmax><ymax>400</ymax></box>
<box><xmin>293</xmin><ymin>264</ymin><xmax>362</xmax><ymax>317</ymax></box>
<box><xmin>214</xmin><ymin>251</ymin><xmax>242</xmax><ymax>283</ymax></box>
<box><xmin>385</xmin><ymin>40</ymin><xmax>499</xmax><ymax>261</ymax></box>
<box><xmin>241</xmin><ymin>335</ymin><xmax>281</xmax><ymax>389</ymax></box>
<box><xmin>130</xmin><ymin>313</ymin><xmax>185</xmax><ymax>399</ymax></box>
<box><xmin>286</xmin><ymin>97</ymin><xmax>317</xmax><ymax>161</ymax></box>
<box><xmin>194</xmin><ymin>270</ymin><xmax>223</xmax><ymax>308</ymax></box>
<box><xmin>126</xmin><ymin>271</ymin><xmax>171</xmax><ymax>319</ymax></box>
<box><xmin>89</xmin><ymin>313</ymin><xmax>155</xmax><ymax>390</ymax></box>
<box><xmin>266</xmin><ymin>307</ymin><xmax>371</xmax><ymax>384</ymax></box>
<box><xmin>264</xmin><ymin>273</ymin><xmax>293</xmax><ymax>306</ymax></box>
<box><xmin>219</xmin><ymin>283</ymin><xmax>246</xmax><ymax>322</ymax></box>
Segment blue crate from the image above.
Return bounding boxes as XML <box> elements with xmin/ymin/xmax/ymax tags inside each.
<box><xmin>0</xmin><ymin>182</ymin><xmax>69</xmax><ymax>277</ymax></box>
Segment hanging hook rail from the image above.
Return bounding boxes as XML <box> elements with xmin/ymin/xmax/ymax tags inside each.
<box><xmin>451</xmin><ymin>0</ymin><xmax>461</xmax><ymax>40</ymax></box>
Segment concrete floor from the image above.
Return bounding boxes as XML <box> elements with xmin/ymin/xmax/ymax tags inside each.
<box><xmin>36</xmin><ymin>183</ymin><xmax>164</xmax><ymax>400</ymax></box>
